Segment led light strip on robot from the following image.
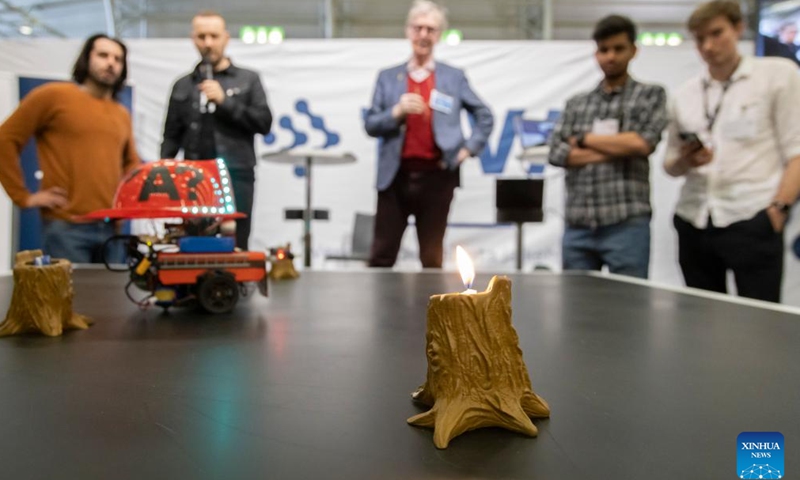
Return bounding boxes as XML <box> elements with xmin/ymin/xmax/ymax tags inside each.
<box><xmin>178</xmin><ymin>158</ymin><xmax>238</xmax><ymax>215</ymax></box>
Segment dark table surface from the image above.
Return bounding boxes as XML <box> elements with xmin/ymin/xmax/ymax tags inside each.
<box><xmin>0</xmin><ymin>269</ymin><xmax>797</xmax><ymax>480</ymax></box>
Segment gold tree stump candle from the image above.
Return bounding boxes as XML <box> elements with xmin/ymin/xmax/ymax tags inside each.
<box><xmin>269</xmin><ymin>258</ymin><xmax>299</xmax><ymax>280</ymax></box>
<box><xmin>408</xmin><ymin>247</ymin><xmax>550</xmax><ymax>449</ymax></box>
<box><xmin>0</xmin><ymin>250</ymin><xmax>91</xmax><ymax>337</ymax></box>
<box><xmin>268</xmin><ymin>244</ymin><xmax>300</xmax><ymax>281</ymax></box>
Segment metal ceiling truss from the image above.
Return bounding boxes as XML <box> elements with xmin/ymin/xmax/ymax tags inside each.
<box><xmin>0</xmin><ymin>0</ymin><xmax>758</xmax><ymax>40</ymax></box>
<box><xmin>0</xmin><ymin>0</ymin><xmax>550</xmax><ymax>40</ymax></box>
<box><xmin>112</xmin><ymin>0</ymin><xmax>148</xmax><ymax>38</ymax></box>
<box><xmin>0</xmin><ymin>0</ymin><xmax>67</xmax><ymax>37</ymax></box>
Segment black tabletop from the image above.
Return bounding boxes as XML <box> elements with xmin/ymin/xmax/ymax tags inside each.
<box><xmin>0</xmin><ymin>270</ymin><xmax>797</xmax><ymax>480</ymax></box>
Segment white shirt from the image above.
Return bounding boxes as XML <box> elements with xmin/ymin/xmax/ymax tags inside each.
<box><xmin>407</xmin><ymin>58</ymin><xmax>435</xmax><ymax>82</ymax></box>
<box><xmin>665</xmin><ymin>56</ymin><xmax>800</xmax><ymax>228</ymax></box>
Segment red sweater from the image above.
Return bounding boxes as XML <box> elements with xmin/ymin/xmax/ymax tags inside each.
<box><xmin>401</xmin><ymin>73</ymin><xmax>440</xmax><ymax>169</ymax></box>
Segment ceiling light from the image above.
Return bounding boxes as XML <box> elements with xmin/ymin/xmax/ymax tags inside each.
<box><xmin>443</xmin><ymin>29</ymin><xmax>462</xmax><ymax>46</ymax></box>
<box><xmin>268</xmin><ymin>28</ymin><xmax>284</xmax><ymax>44</ymax></box>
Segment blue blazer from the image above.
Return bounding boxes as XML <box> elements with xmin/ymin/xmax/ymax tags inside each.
<box><xmin>364</xmin><ymin>61</ymin><xmax>494</xmax><ymax>191</ymax></box>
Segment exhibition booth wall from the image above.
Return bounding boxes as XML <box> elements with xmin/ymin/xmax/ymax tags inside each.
<box><xmin>2</xmin><ymin>38</ymin><xmax>798</xmax><ymax>304</ymax></box>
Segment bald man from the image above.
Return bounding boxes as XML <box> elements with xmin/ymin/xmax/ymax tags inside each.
<box><xmin>161</xmin><ymin>10</ymin><xmax>272</xmax><ymax>250</ymax></box>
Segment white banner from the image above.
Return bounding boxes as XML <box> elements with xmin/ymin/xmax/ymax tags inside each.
<box><xmin>2</xmin><ymin>39</ymin><xmax>799</xmax><ymax>305</ymax></box>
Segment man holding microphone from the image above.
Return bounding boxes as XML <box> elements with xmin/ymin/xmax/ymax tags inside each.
<box><xmin>161</xmin><ymin>10</ymin><xmax>272</xmax><ymax>250</ymax></box>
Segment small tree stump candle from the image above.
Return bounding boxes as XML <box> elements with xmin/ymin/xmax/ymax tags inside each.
<box><xmin>408</xmin><ymin>248</ymin><xmax>550</xmax><ymax>449</ymax></box>
<box><xmin>268</xmin><ymin>244</ymin><xmax>299</xmax><ymax>281</ymax></box>
<box><xmin>0</xmin><ymin>250</ymin><xmax>91</xmax><ymax>337</ymax></box>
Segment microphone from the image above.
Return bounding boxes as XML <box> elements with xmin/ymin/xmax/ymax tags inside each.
<box><xmin>199</xmin><ymin>56</ymin><xmax>215</xmax><ymax>113</ymax></box>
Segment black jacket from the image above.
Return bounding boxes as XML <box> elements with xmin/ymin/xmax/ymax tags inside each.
<box><xmin>160</xmin><ymin>61</ymin><xmax>272</xmax><ymax>170</ymax></box>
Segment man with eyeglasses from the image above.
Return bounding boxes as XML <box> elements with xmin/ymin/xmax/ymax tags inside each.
<box><xmin>665</xmin><ymin>1</ymin><xmax>800</xmax><ymax>302</ymax></box>
<box><xmin>364</xmin><ymin>0</ymin><xmax>494</xmax><ymax>269</ymax></box>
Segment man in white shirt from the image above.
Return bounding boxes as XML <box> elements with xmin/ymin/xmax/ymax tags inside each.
<box><xmin>665</xmin><ymin>0</ymin><xmax>800</xmax><ymax>302</ymax></box>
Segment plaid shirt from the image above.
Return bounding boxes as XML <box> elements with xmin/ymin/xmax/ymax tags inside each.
<box><xmin>548</xmin><ymin>77</ymin><xmax>667</xmax><ymax>228</ymax></box>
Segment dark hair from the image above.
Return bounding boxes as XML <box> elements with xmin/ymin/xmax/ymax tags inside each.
<box><xmin>592</xmin><ymin>15</ymin><xmax>637</xmax><ymax>44</ymax></box>
<box><xmin>687</xmin><ymin>1</ymin><xmax>743</xmax><ymax>32</ymax></box>
<box><xmin>71</xmin><ymin>33</ymin><xmax>128</xmax><ymax>99</ymax></box>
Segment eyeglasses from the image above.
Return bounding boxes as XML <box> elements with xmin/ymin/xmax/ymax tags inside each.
<box><xmin>409</xmin><ymin>25</ymin><xmax>440</xmax><ymax>35</ymax></box>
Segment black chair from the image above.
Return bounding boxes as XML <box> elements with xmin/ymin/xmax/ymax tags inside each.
<box><xmin>325</xmin><ymin>213</ymin><xmax>374</xmax><ymax>263</ymax></box>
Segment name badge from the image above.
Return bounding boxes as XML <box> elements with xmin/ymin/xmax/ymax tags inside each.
<box><xmin>591</xmin><ymin>118</ymin><xmax>619</xmax><ymax>135</ymax></box>
<box><xmin>430</xmin><ymin>90</ymin><xmax>454</xmax><ymax>114</ymax></box>
<box><xmin>721</xmin><ymin>116</ymin><xmax>757</xmax><ymax>141</ymax></box>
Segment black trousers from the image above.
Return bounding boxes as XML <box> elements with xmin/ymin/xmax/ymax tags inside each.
<box><xmin>369</xmin><ymin>168</ymin><xmax>458</xmax><ymax>268</ymax></box>
<box><xmin>673</xmin><ymin>210</ymin><xmax>784</xmax><ymax>302</ymax></box>
<box><xmin>229</xmin><ymin>168</ymin><xmax>255</xmax><ymax>250</ymax></box>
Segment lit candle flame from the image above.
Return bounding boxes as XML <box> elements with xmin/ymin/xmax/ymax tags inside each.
<box><xmin>456</xmin><ymin>246</ymin><xmax>476</xmax><ymax>293</ymax></box>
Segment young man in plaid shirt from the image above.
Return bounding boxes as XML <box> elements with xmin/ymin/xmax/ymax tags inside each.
<box><xmin>548</xmin><ymin>15</ymin><xmax>667</xmax><ymax>279</ymax></box>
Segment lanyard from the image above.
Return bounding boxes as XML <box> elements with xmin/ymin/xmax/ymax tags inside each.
<box><xmin>702</xmin><ymin>78</ymin><xmax>734</xmax><ymax>132</ymax></box>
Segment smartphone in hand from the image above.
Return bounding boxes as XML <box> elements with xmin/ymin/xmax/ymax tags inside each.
<box><xmin>678</xmin><ymin>131</ymin><xmax>703</xmax><ymax>152</ymax></box>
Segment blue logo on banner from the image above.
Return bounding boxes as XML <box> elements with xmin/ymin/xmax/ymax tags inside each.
<box><xmin>475</xmin><ymin>109</ymin><xmax>523</xmax><ymax>173</ymax></box>
<box><xmin>472</xmin><ymin>109</ymin><xmax>561</xmax><ymax>174</ymax></box>
<box><xmin>263</xmin><ymin>99</ymin><xmax>340</xmax><ymax>149</ymax></box>
<box><xmin>737</xmin><ymin>432</ymin><xmax>784</xmax><ymax>479</ymax></box>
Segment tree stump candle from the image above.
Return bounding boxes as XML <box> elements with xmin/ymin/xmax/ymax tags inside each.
<box><xmin>268</xmin><ymin>244</ymin><xmax>299</xmax><ymax>281</ymax></box>
<box><xmin>0</xmin><ymin>250</ymin><xmax>91</xmax><ymax>337</ymax></box>
<box><xmin>408</xmin><ymin>248</ymin><xmax>550</xmax><ymax>449</ymax></box>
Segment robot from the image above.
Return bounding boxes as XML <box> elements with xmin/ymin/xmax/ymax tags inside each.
<box><xmin>85</xmin><ymin>159</ymin><xmax>268</xmax><ymax>313</ymax></box>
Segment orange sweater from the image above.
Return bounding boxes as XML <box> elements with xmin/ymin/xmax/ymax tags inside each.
<box><xmin>0</xmin><ymin>82</ymin><xmax>140</xmax><ymax>221</ymax></box>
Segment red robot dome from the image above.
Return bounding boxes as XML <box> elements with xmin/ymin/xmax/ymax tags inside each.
<box><xmin>84</xmin><ymin>159</ymin><xmax>245</xmax><ymax>220</ymax></box>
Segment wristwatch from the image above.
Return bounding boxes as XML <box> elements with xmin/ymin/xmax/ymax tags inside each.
<box><xmin>770</xmin><ymin>200</ymin><xmax>791</xmax><ymax>215</ymax></box>
<box><xmin>575</xmin><ymin>132</ymin><xmax>586</xmax><ymax>149</ymax></box>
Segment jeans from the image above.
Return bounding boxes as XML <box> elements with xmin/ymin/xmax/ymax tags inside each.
<box><xmin>42</xmin><ymin>219</ymin><xmax>121</xmax><ymax>264</ymax></box>
<box><xmin>562</xmin><ymin>214</ymin><xmax>651</xmax><ymax>279</ymax></box>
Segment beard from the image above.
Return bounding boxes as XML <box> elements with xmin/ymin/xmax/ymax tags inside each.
<box><xmin>602</xmin><ymin>66</ymin><xmax>627</xmax><ymax>81</ymax></box>
<box><xmin>200</xmin><ymin>49</ymin><xmax>223</xmax><ymax>67</ymax></box>
<box><xmin>88</xmin><ymin>67</ymin><xmax>120</xmax><ymax>89</ymax></box>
